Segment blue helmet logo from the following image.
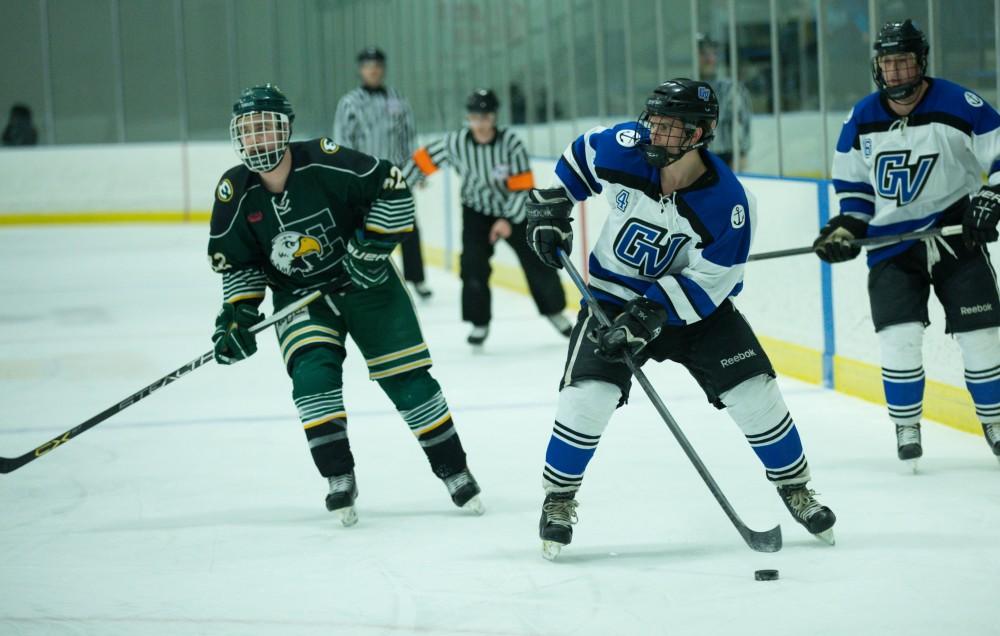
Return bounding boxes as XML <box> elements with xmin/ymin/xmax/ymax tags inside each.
<box><xmin>698</xmin><ymin>86</ymin><xmax>711</xmax><ymax>101</ymax></box>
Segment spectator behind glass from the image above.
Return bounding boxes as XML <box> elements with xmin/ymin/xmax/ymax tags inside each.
<box><xmin>2</xmin><ymin>104</ymin><xmax>38</xmax><ymax>146</ymax></box>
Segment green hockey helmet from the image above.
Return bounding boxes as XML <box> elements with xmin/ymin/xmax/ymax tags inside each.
<box><xmin>229</xmin><ymin>84</ymin><xmax>295</xmax><ymax>173</ymax></box>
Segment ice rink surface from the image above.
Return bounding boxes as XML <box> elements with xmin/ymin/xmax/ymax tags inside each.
<box><xmin>1</xmin><ymin>225</ymin><xmax>998</xmax><ymax>636</ymax></box>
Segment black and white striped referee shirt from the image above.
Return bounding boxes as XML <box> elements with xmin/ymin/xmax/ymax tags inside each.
<box><xmin>403</xmin><ymin>127</ymin><xmax>535</xmax><ymax>223</ymax></box>
<box><xmin>333</xmin><ymin>86</ymin><xmax>416</xmax><ymax>166</ymax></box>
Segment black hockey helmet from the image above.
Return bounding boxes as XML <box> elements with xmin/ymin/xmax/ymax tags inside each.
<box><xmin>357</xmin><ymin>46</ymin><xmax>386</xmax><ymax>64</ymax></box>
<box><xmin>229</xmin><ymin>84</ymin><xmax>294</xmax><ymax>173</ymax></box>
<box><xmin>466</xmin><ymin>89</ymin><xmax>499</xmax><ymax>114</ymax></box>
<box><xmin>871</xmin><ymin>19</ymin><xmax>929</xmax><ymax>101</ymax></box>
<box><xmin>636</xmin><ymin>79</ymin><xmax>718</xmax><ymax>167</ymax></box>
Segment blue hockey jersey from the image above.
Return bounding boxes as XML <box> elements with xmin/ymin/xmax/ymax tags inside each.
<box><xmin>554</xmin><ymin>122</ymin><xmax>756</xmax><ymax>326</ymax></box>
<box><xmin>832</xmin><ymin>78</ymin><xmax>1000</xmax><ymax>266</ymax></box>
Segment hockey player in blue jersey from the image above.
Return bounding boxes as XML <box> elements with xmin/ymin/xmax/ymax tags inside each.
<box><xmin>525</xmin><ymin>79</ymin><xmax>836</xmax><ymax>559</ymax></box>
<box><xmin>814</xmin><ymin>20</ymin><xmax>1000</xmax><ymax>467</ymax></box>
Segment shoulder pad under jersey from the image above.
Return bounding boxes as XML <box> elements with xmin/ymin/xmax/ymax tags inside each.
<box><xmin>293</xmin><ymin>138</ymin><xmax>380</xmax><ymax>177</ymax></box>
<box><xmin>209</xmin><ymin>164</ymin><xmax>253</xmax><ymax>237</ymax></box>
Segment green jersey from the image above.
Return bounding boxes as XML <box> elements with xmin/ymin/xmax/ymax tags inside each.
<box><xmin>207</xmin><ymin>138</ymin><xmax>415</xmax><ymax>304</ymax></box>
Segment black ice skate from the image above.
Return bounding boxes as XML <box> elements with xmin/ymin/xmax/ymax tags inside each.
<box><xmin>467</xmin><ymin>325</ymin><xmax>489</xmax><ymax>346</ymax></box>
<box><xmin>776</xmin><ymin>483</ymin><xmax>836</xmax><ymax>545</ymax></box>
<box><xmin>539</xmin><ymin>491</ymin><xmax>579</xmax><ymax>560</ymax></box>
<box><xmin>895</xmin><ymin>423</ymin><xmax>922</xmax><ymax>472</ymax></box>
<box><xmin>984</xmin><ymin>422</ymin><xmax>1000</xmax><ymax>464</ymax></box>
<box><xmin>545</xmin><ymin>313</ymin><xmax>573</xmax><ymax>338</ymax></box>
<box><xmin>442</xmin><ymin>468</ymin><xmax>484</xmax><ymax>514</ymax></box>
<box><xmin>412</xmin><ymin>282</ymin><xmax>433</xmax><ymax>300</ymax></box>
<box><xmin>325</xmin><ymin>471</ymin><xmax>359</xmax><ymax>527</ymax></box>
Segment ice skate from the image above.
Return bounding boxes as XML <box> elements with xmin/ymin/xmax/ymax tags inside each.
<box><xmin>896</xmin><ymin>423</ymin><xmax>922</xmax><ymax>472</ymax></box>
<box><xmin>412</xmin><ymin>282</ymin><xmax>433</xmax><ymax>300</ymax></box>
<box><xmin>467</xmin><ymin>325</ymin><xmax>489</xmax><ymax>346</ymax></box>
<box><xmin>776</xmin><ymin>483</ymin><xmax>836</xmax><ymax>545</ymax></box>
<box><xmin>325</xmin><ymin>471</ymin><xmax>359</xmax><ymax>527</ymax></box>
<box><xmin>539</xmin><ymin>491</ymin><xmax>579</xmax><ymax>560</ymax></box>
<box><xmin>442</xmin><ymin>468</ymin><xmax>484</xmax><ymax>514</ymax></box>
<box><xmin>984</xmin><ymin>423</ymin><xmax>1000</xmax><ymax>464</ymax></box>
<box><xmin>545</xmin><ymin>313</ymin><xmax>573</xmax><ymax>338</ymax></box>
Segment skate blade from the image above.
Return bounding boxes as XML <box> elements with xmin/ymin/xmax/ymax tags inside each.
<box><xmin>542</xmin><ymin>540</ymin><xmax>564</xmax><ymax>561</ymax></box>
<box><xmin>338</xmin><ymin>506</ymin><xmax>358</xmax><ymax>527</ymax></box>
<box><xmin>903</xmin><ymin>457</ymin><xmax>920</xmax><ymax>474</ymax></box>
<box><xmin>813</xmin><ymin>528</ymin><xmax>835</xmax><ymax>546</ymax></box>
<box><xmin>461</xmin><ymin>495</ymin><xmax>485</xmax><ymax>515</ymax></box>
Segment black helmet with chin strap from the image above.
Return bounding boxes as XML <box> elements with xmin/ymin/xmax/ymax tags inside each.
<box><xmin>871</xmin><ymin>19</ymin><xmax>929</xmax><ymax>101</ymax></box>
<box><xmin>636</xmin><ymin>79</ymin><xmax>719</xmax><ymax>168</ymax></box>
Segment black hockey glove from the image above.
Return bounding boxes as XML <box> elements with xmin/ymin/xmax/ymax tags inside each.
<box><xmin>212</xmin><ymin>302</ymin><xmax>264</xmax><ymax>365</ymax></box>
<box><xmin>345</xmin><ymin>231</ymin><xmax>396</xmax><ymax>289</ymax></box>
<box><xmin>525</xmin><ymin>187</ymin><xmax>574</xmax><ymax>269</ymax></box>
<box><xmin>812</xmin><ymin>214</ymin><xmax>869</xmax><ymax>263</ymax></box>
<box><xmin>590</xmin><ymin>298</ymin><xmax>667</xmax><ymax>363</ymax></box>
<box><xmin>963</xmin><ymin>184</ymin><xmax>1000</xmax><ymax>248</ymax></box>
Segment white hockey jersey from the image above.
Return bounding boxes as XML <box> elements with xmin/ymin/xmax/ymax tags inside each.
<box><xmin>554</xmin><ymin>122</ymin><xmax>757</xmax><ymax>326</ymax></box>
<box><xmin>833</xmin><ymin>77</ymin><xmax>1000</xmax><ymax>267</ymax></box>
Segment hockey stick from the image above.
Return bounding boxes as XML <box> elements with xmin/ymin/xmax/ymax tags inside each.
<box><xmin>0</xmin><ymin>290</ymin><xmax>323</xmax><ymax>475</ymax></box>
<box><xmin>747</xmin><ymin>224</ymin><xmax>963</xmax><ymax>262</ymax></box>
<box><xmin>558</xmin><ymin>250</ymin><xmax>782</xmax><ymax>553</ymax></box>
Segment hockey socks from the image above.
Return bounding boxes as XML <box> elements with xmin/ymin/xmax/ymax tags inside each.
<box><xmin>541</xmin><ymin>381</ymin><xmax>619</xmax><ymax>492</ymax></box>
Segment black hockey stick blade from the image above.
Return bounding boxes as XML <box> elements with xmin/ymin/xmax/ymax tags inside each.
<box><xmin>558</xmin><ymin>250</ymin><xmax>782</xmax><ymax>552</ymax></box>
<box><xmin>740</xmin><ymin>523</ymin><xmax>783</xmax><ymax>553</ymax></box>
<box><xmin>0</xmin><ymin>290</ymin><xmax>323</xmax><ymax>474</ymax></box>
<box><xmin>747</xmin><ymin>224</ymin><xmax>962</xmax><ymax>262</ymax></box>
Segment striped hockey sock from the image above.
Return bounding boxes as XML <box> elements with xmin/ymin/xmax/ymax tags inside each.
<box><xmin>881</xmin><ymin>366</ymin><xmax>925</xmax><ymax>426</ymax></box>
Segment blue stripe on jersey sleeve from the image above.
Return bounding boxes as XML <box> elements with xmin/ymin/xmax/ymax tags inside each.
<box><xmin>643</xmin><ymin>284</ymin><xmax>685</xmax><ymax>326</ymax></box>
<box><xmin>556</xmin><ymin>157</ymin><xmax>592</xmax><ymax>202</ymax></box>
<box><xmin>990</xmin><ymin>159</ymin><xmax>1000</xmax><ymax>175</ymax></box>
<box><xmin>573</xmin><ymin>135</ymin><xmax>602</xmax><ymax>194</ymax></box>
<box><xmin>832</xmin><ymin>178</ymin><xmax>875</xmax><ymax>195</ymax></box>
<box><xmin>839</xmin><ymin>197</ymin><xmax>875</xmax><ymax>215</ymax></box>
<box><xmin>675</xmin><ymin>275</ymin><xmax>718</xmax><ymax>318</ymax></box>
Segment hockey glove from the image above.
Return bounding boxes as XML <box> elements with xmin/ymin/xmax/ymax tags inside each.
<box><xmin>345</xmin><ymin>231</ymin><xmax>396</xmax><ymax>289</ymax></box>
<box><xmin>526</xmin><ymin>187</ymin><xmax>574</xmax><ymax>269</ymax></box>
<box><xmin>963</xmin><ymin>184</ymin><xmax>1000</xmax><ymax>248</ymax></box>
<box><xmin>813</xmin><ymin>214</ymin><xmax>869</xmax><ymax>263</ymax></box>
<box><xmin>590</xmin><ymin>298</ymin><xmax>667</xmax><ymax>363</ymax></box>
<box><xmin>212</xmin><ymin>302</ymin><xmax>264</xmax><ymax>365</ymax></box>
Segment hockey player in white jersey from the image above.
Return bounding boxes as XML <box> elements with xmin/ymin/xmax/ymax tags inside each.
<box><xmin>525</xmin><ymin>79</ymin><xmax>836</xmax><ymax>559</ymax></box>
<box><xmin>815</xmin><ymin>20</ymin><xmax>1000</xmax><ymax>466</ymax></box>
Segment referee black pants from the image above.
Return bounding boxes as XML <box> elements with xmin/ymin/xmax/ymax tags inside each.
<box><xmin>399</xmin><ymin>220</ymin><xmax>425</xmax><ymax>284</ymax></box>
<box><xmin>460</xmin><ymin>205</ymin><xmax>566</xmax><ymax>326</ymax></box>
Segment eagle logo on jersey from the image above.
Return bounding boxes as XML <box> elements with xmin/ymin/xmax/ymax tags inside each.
<box><xmin>216</xmin><ymin>179</ymin><xmax>234</xmax><ymax>203</ymax></box>
<box><xmin>874</xmin><ymin>150</ymin><xmax>939</xmax><ymax>205</ymax></box>
<box><xmin>271</xmin><ymin>232</ymin><xmax>323</xmax><ymax>275</ymax></box>
<box><xmin>613</xmin><ymin>220</ymin><xmax>690</xmax><ymax>278</ymax></box>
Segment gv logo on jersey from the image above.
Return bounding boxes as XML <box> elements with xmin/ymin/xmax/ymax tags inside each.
<box><xmin>875</xmin><ymin>150</ymin><xmax>938</xmax><ymax>205</ymax></box>
<box><xmin>613</xmin><ymin>220</ymin><xmax>690</xmax><ymax>277</ymax></box>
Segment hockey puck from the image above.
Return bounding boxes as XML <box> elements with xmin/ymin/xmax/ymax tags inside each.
<box><xmin>754</xmin><ymin>569</ymin><xmax>779</xmax><ymax>581</ymax></box>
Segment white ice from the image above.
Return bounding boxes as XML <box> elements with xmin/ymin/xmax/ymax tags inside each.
<box><xmin>1</xmin><ymin>226</ymin><xmax>998</xmax><ymax>636</ymax></box>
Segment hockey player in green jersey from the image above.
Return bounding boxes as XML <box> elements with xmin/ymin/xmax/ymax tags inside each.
<box><xmin>208</xmin><ymin>84</ymin><xmax>483</xmax><ymax>525</ymax></box>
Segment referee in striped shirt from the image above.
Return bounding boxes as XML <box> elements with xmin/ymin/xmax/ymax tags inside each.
<box><xmin>403</xmin><ymin>89</ymin><xmax>571</xmax><ymax>346</ymax></box>
<box><xmin>333</xmin><ymin>47</ymin><xmax>431</xmax><ymax>298</ymax></box>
